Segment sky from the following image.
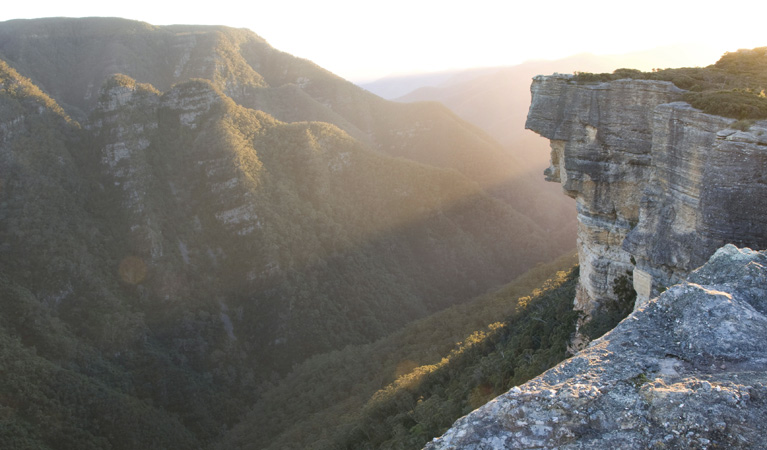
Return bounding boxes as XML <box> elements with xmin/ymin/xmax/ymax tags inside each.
<box><xmin>1</xmin><ymin>0</ymin><xmax>765</xmax><ymax>83</ymax></box>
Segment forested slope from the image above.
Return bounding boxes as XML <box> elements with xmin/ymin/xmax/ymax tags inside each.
<box><xmin>0</xmin><ymin>17</ymin><xmax>571</xmax><ymax>225</ymax></box>
<box><xmin>220</xmin><ymin>254</ymin><xmax>580</xmax><ymax>449</ymax></box>
<box><xmin>0</xmin><ymin>17</ymin><xmax>578</xmax><ymax>448</ymax></box>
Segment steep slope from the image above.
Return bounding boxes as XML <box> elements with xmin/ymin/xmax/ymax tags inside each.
<box><xmin>0</xmin><ymin>59</ymin><xmax>122</xmax><ymax>348</ymax></box>
<box><xmin>0</xmin><ymin>16</ymin><xmax>574</xmax><ymax>363</ymax></box>
<box><xmin>0</xmin><ymin>56</ymin><xmax>220</xmax><ymax>449</ymax></box>
<box><xmin>0</xmin><ymin>18</ymin><xmax>581</xmax><ymax>263</ymax></box>
<box><xmin>90</xmin><ymin>73</ymin><xmax>555</xmax><ymax>369</ymax></box>
<box><xmin>1</xmin><ymin>18</ymin><xmax>555</xmax><ymax>281</ymax></box>
<box><xmin>218</xmin><ymin>253</ymin><xmax>578</xmax><ymax>450</ymax></box>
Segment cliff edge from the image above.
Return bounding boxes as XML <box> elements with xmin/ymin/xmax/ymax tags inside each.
<box><xmin>525</xmin><ymin>75</ymin><xmax>767</xmax><ymax>313</ymax></box>
<box><xmin>426</xmin><ymin>244</ymin><xmax>767</xmax><ymax>449</ymax></box>
<box><xmin>425</xmin><ymin>68</ymin><xmax>767</xmax><ymax>449</ymax></box>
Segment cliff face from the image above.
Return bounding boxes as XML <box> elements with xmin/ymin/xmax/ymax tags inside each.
<box><xmin>525</xmin><ymin>75</ymin><xmax>767</xmax><ymax>312</ymax></box>
<box><xmin>426</xmin><ymin>245</ymin><xmax>767</xmax><ymax>449</ymax></box>
<box><xmin>625</xmin><ymin>102</ymin><xmax>767</xmax><ymax>304</ymax></box>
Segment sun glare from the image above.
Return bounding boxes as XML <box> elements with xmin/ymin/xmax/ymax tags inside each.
<box><xmin>1</xmin><ymin>1</ymin><xmax>764</xmax><ymax>81</ymax></box>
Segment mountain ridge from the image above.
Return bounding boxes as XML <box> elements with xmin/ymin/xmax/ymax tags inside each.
<box><xmin>0</xmin><ymin>17</ymin><xmax>565</xmax><ymax>221</ymax></box>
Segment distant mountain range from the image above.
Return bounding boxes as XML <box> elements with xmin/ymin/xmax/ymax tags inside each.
<box><xmin>362</xmin><ymin>44</ymin><xmax>725</xmax><ymax>100</ymax></box>
<box><xmin>361</xmin><ymin>44</ymin><xmax>725</xmax><ymax>166</ymax></box>
<box><xmin>0</xmin><ymin>17</ymin><xmax>576</xmax><ymax>448</ymax></box>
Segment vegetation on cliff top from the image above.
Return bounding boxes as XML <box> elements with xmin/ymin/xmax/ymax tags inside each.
<box><xmin>573</xmin><ymin>47</ymin><xmax>767</xmax><ymax>120</ymax></box>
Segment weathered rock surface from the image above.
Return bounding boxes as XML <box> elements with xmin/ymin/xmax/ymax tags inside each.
<box><xmin>525</xmin><ymin>75</ymin><xmax>767</xmax><ymax>312</ymax></box>
<box><xmin>426</xmin><ymin>244</ymin><xmax>767</xmax><ymax>449</ymax></box>
<box><xmin>625</xmin><ymin>103</ymin><xmax>767</xmax><ymax>306</ymax></box>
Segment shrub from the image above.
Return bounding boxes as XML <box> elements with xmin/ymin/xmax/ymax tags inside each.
<box><xmin>683</xmin><ymin>89</ymin><xmax>767</xmax><ymax>120</ymax></box>
<box><xmin>731</xmin><ymin>119</ymin><xmax>755</xmax><ymax>131</ymax></box>
<box><xmin>580</xmin><ymin>270</ymin><xmax>636</xmax><ymax>341</ymax></box>
<box><xmin>573</xmin><ymin>48</ymin><xmax>767</xmax><ymax>120</ymax></box>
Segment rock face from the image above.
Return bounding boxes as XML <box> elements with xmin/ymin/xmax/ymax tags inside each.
<box><xmin>525</xmin><ymin>75</ymin><xmax>767</xmax><ymax>312</ymax></box>
<box><xmin>426</xmin><ymin>244</ymin><xmax>767</xmax><ymax>449</ymax></box>
<box><xmin>625</xmin><ymin>103</ymin><xmax>767</xmax><ymax>306</ymax></box>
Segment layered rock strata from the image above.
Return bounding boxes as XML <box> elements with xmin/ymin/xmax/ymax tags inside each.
<box><xmin>426</xmin><ymin>244</ymin><xmax>767</xmax><ymax>449</ymax></box>
<box><xmin>624</xmin><ymin>103</ymin><xmax>767</xmax><ymax>305</ymax></box>
<box><xmin>525</xmin><ymin>75</ymin><xmax>767</xmax><ymax>312</ymax></box>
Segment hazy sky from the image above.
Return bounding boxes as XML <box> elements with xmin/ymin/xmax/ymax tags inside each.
<box><xmin>1</xmin><ymin>0</ymin><xmax>764</xmax><ymax>82</ymax></box>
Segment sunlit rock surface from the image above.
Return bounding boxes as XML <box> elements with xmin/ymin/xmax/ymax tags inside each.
<box><xmin>426</xmin><ymin>245</ymin><xmax>767</xmax><ymax>449</ymax></box>
<box><xmin>525</xmin><ymin>75</ymin><xmax>767</xmax><ymax>312</ymax></box>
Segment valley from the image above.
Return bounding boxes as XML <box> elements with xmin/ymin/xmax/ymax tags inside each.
<box><xmin>0</xmin><ymin>17</ymin><xmax>577</xmax><ymax>449</ymax></box>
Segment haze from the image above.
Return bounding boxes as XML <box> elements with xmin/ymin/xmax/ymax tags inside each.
<box><xmin>1</xmin><ymin>0</ymin><xmax>764</xmax><ymax>82</ymax></box>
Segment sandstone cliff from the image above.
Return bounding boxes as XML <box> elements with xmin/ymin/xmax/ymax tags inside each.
<box><xmin>525</xmin><ymin>75</ymin><xmax>767</xmax><ymax>313</ymax></box>
<box><xmin>426</xmin><ymin>244</ymin><xmax>767</xmax><ymax>449</ymax></box>
<box><xmin>425</xmin><ymin>71</ymin><xmax>767</xmax><ymax>449</ymax></box>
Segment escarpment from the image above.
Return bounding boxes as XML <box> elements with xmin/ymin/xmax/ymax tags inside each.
<box><xmin>525</xmin><ymin>74</ymin><xmax>767</xmax><ymax>313</ymax></box>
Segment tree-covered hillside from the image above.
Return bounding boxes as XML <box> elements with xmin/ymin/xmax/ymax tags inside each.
<box><xmin>0</xmin><ymin>17</ymin><xmax>577</xmax><ymax>448</ymax></box>
<box><xmin>0</xmin><ymin>17</ymin><xmax>572</xmax><ymax>226</ymax></box>
<box><xmin>220</xmin><ymin>255</ymin><xmax>580</xmax><ymax>450</ymax></box>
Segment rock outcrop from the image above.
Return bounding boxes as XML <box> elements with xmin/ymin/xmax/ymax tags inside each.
<box><xmin>426</xmin><ymin>244</ymin><xmax>767</xmax><ymax>449</ymax></box>
<box><xmin>525</xmin><ymin>75</ymin><xmax>767</xmax><ymax>313</ymax></box>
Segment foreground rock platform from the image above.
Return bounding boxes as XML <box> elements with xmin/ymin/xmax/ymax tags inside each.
<box><xmin>426</xmin><ymin>245</ymin><xmax>767</xmax><ymax>449</ymax></box>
